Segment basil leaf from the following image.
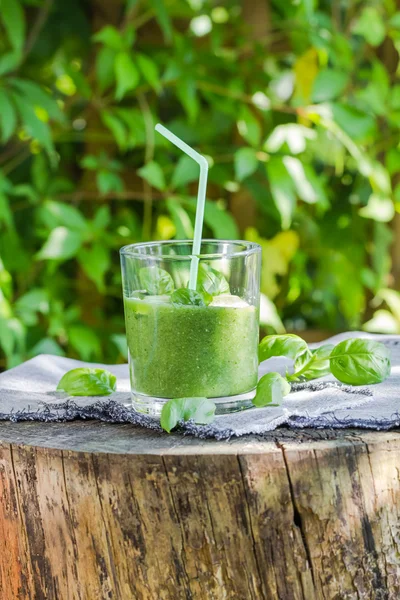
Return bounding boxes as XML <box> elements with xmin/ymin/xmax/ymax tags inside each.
<box><xmin>139</xmin><ymin>266</ymin><xmax>174</xmax><ymax>295</ymax></box>
<box><xmin>196</xmin><ymin>263</ymin><xmax>230</xmax><ymax>296</ymax></box>
<box><xmin>171</xmin><ymin>287</ymin><xmax>212</xmax><ymax>307</ymax></box>
<box><xmin>289</xmin><ymin>344</ymin><xmax>334</xmax><ymax>382</ymax></box>
<box><xmin>56</xmin><ymin>367</ymin><xmax>117</xmax><ymax>396</ymax></box>
<box><xmin>330</xmin><ymin>338</ymin><xmax>391</xmax><ymax>385</ymax></box>
<box><xmin>160</xmin><ymin>397</ymin><xmax>216</xmax><ymax>433</ymax></box>
<box><xmin>258</xmin><ymin>334</ymin><xmax>308</xmax><ymax>364</ymax></box>
<box><xmin>252</xmin><ymin>372</ymin><xmax>291</xmax><ymax>408</ymax></box>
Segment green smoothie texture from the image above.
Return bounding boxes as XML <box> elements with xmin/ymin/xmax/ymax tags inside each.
<box><xmin>124</xmin><ymin>294</ymin><xmax>258</xmax><ymax>398</ymax></box>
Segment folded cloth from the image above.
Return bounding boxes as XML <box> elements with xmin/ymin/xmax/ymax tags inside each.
<box><xmin>0</xmin><ymin>332</ymin><xmax>399</xmax><ymax>439</ymax></box>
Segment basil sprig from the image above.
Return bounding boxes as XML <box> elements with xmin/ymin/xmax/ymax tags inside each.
<box><xmin>196</xmin><ymin>263</ymin><xmax>230</xmax><ymax>296</ymax></box>
<box><xmin>171</xmin><ymin>288</ymin><xmax>212</xmax><ymax>307</ymax></box>
<box><xmin>287</xmin><ymin>344</ymin><xmax>334</xmax><ymax>382</ymax></box>
<box><xmin>259</xmin><ymin>334</ymin><xmax>391</xmax><ymax>387</ymax></box>
<box><xmin>139</xmin><ymin>266</ymin><xmax>174</xmax><ymax>295</ymax></box>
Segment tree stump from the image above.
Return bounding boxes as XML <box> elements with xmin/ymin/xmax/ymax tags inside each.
<box><xmin>0</xmin><ymin>421</ymin><xmax>399</xmax><ymax>599</ymax></box>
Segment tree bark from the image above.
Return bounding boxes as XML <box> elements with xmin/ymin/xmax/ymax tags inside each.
<box><xmin>0</xmin><ymin>422</ymin><xmax>399</xmax><ymax>599</ymax></box>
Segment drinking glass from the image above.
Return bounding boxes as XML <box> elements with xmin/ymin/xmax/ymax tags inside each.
<box><xmin>120</xmin><ymin>240</ymin><xmax>261</xmax><ymax>415</ymax></box>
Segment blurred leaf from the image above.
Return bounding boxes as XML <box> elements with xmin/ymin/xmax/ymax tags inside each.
<box><xmin>0</xmin><ymin>317</ymin><xmax>25</xmax><ymax>362</ymax></box>
<box><xmin>177</xmin><ymin>79</ymin><xmax>199</xmax><ymax>123</ymax></box>
<box><xmin>114</xmin><ymin>52</ymin><xmax>140</xmax><ymax>100</ymax></box>
<box><xmin>15</xmin><ymin>288</ymin><xmax>49</xmax><ymax>326</ymax></box>
<box><xmin>259</xmin><ymin>293</ymin><xmax>285</xmax><ymax>333</ymax></box>
<box><xmin>137</xmin><ymin>53</ymin><xmax>160</xmax><ymax>92</ymax></box>
<box><xmin>40</xmin><ymin>200</ymin><xmax>87</xmax><ymax>231</ymax></box>
<box><xmin>330</xmin><ymin>103</ymin><xmax>375</xmax><ymax>140</ymax></box>
<box><xmin>80</xmin><ymin>155</ymin><xmax>98</xmax><ymax>170</ymax></box>
<box><xmin>377</xmin><ymin>288</ymin><xmax>400</xmax><ymax>324</ymax></box>
<box><xmin>294</xmin><ymin>47</ymin><xmax>319</xmax><ymax>103</ymax></box>
<box><xmin>352</xmin><ymin>7</ymin><xmax>386</xmax><ymax>47</ymax></box>
<box><xmin>0</xmin><ymin>51</ymin><xmax>19</xmax><ymax>76</ymax></box>
<box><xmin>171</xmin><ymin>155</ymin><xmax>199</xmax><ymax>189</ymax></box>
<box><xmin>148</xmin><ymin>0</ymin><xmax>173</xmax><ymax>42</ymax></box>
<box><xmin>0</xmin><ymin>0</ymin><xmax>25</xmax><ymax>54</ymax></box>
<box><xmin>283</xmin><ymin>156</ymin><xmax>321</xmax><ymax>204</ymax></box>
<box><xmin>78</xmin><ymin>244</ymin><xmax>110</xmax><ymax>291</ymax></box>
<box><xmin>93</xmin><ymin>25</ymin><xmax>123</xmax><ymax>50</ymax></box>
<box><xmin>181</xmin><ymin>197</ymin><xmax>239</xmax><ymax>239</ymax></box>
<box><xmin>12</xmin><ymin>92</ymin><xmax>54</xmax><ymax>156</ymax></box>
<box><xmin>234</xmin><ymin>148</ymin><xmax>258</xmax><ymax>182</ymax></box>
<box><xmin>156</xmin><ymin>215</ymin><xmax>176</xmax><ymax>240</ymax></box>
<box><xmin>111</xmin><ymin>333</ymin><xmax>128</xmax><ymax>360</ymax></box>
<box><xmin>96</xmin><ymin>47</ymin><xmax>116</xmax><ymax>92</ymax></box>
<box><xmin>36</xmin><ymin>227</ymin><xmax>82</xmax><ymax>261</ymax></box>
<box><xmin>0</xmin><ymin>194</ymin><xmax>13</xmax><ymax>228</ymax></box>
<box><xmin>138</xmin><ymin>161</ymin><xmax>166</xmax><ymax>191</ymax></box>
<box><xmin>166</xmin><ymin>199</ymin><xmax>194</xmax><ymax>238</ymax></box>
<box><xmin>266</xmin><ymin>156</ymin><xmax>296</xmax><ymax>229</ymax></box>
<box><xmin>203</xmin><ymin>200</ymin><xmax>239</xmax><ymax>238</ymax></box>
<box><xmin>0</xmin><ymin>89</ymin><xmax>16</xmax><ymax>142</ymax></box>
<box><xmin>312</xmin><ymin>70</ymin><xmax>348</xmax><ymax>102</ymax></box>
<box><xmin>68</xmin><ymin>325</ymin><xmax>101</xmax><ymax>361</ymax></box>
<box><xmin>237</xmin><ymin>106</ymin><xmax>261</xmax><ymax>147</ymax></box>
<box><xmin>265</xmin><ymin>124</ymin><xmax>316</xmax><ymax>155</ymax></box>
<box><xmin>31</xmin><ymin>153</ymin><xmax>49</xmax><ymax>193</ymax></box>
<box><xmin>359</xmin><ymin>195</ymin><xmax>394</xmax><ymax>223</ymax></box>
<box><xmin>97</xmin><ymin>170</ymin><xmax>124</xmax><ymax>195</ymax></box>
<box><xmin>92</xmin><ymin>206</ymin><xmax>111</xmax><ymax>231</ymax></box>
<box><xmin>101</xmin><ymin>110</ymin><xmax>127</xmax><ymax>150</ymax></box>
<box><xmin>11</xmin><ymin>79</ymin><xmax>64</xmax><ymax>122</ymax></box>
<box><xmin>389</xmin><ymin>13</ymin><xmax>400</xmax><ymax>28</ymax></box>
<box><xmin>29</xmin><ymin>338</ymin><xmax>65</xmax><ymax>358</ymax></box>
<box><xmin>386</xmin><ymin>149</ymin><xmax>400</xmax><ymax>176</ymax></box>
<box><xmin>363</xmin><ymin>310</ymin><xmax>399</xmax><ymax>334</ymax></box>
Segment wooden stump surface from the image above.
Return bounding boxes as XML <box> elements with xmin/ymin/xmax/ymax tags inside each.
<box><xmin>0</xmin><ymin>420</ymin><xmax>399</xmax><ymax>600</ymax></box>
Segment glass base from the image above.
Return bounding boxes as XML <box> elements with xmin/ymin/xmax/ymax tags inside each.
<box><xmin>131</xmin><ymin>388</ymin><xmax>256</xmax><ymax>417</ymax></box>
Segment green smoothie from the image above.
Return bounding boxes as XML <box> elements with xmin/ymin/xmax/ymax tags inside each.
<box><xmin>124</xmin><ymin>294</ymin><xmax>258</xmax><ymax>398</ymax></box>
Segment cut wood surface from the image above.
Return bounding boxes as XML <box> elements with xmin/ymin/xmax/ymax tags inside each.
<box><xmin>0</xmin><ymin>420</ymin><xmax>399</xmax><ymax>599</ymax></box>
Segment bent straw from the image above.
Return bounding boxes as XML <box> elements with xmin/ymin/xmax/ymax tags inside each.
<box><xmin>155</xmin><ymin>123</ymin><xmax>208</xmax><ymax>290</ymax></box>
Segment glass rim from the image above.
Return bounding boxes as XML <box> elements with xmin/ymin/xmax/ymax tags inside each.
<box><xmin>120</xmin><ymin>239</ymin><xmax>261</xmax><ymax>260</ymax></box>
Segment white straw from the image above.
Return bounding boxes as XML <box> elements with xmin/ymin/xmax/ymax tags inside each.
<box><xmin>155</xmin><ymin>123</ymin><xmax>208</xmax><ymax>290</ymax></box>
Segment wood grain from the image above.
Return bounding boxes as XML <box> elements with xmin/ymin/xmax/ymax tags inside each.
<box><xmin>0</xmin><ymin>421</ymin><xmax>399</xmax><ymax>599</ymax></box>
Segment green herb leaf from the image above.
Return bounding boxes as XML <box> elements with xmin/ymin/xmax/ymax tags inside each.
<box><xmin>171</xmin><ymin>288</ymin><xmax>212</xmax><ymax>307</ymax></box>
<box><xmin>288</xmin><ymin>344</ymin><xmax>334</xmax><ymax>382</ymax></box>
<box><xmin>259</xmin><ymin>334</ymin><xmax>309</xmax><ymax>364</ymax></box>
<box><xmin>330</xmin><ymin>338</ymin><xmax>391</xmax><ymax>385</ymax></box>
<box><xmin>252</xmin><ymin>372</ymin><xmax>291</xmax><ymax>408</ymax></box>
<box><xmin>160</xmin><ymin>397</ymin><xmax>216</xmax><ymax>433</ymax></box>
<box><xmin>114</xmin><ymin>52</ymin><xmax>139</xmax><ymax>100</ymax></box>
<box><xmin>139</xmin><ymin>266</ymin><xmax>174</xmax><ymax>295</ymax></box>
<box><xmin>196</xmin><ymin>263</ymin><xmax>230</xmax><ymax>297</ymax></box>
<box><xmin>137</xmin><ymin>161</ymin><xmax>166</xmax><ymax>191</ymax></box>
<box><xmin>56</xmin><ymin>368</ymin><xmax>117</xmax><ymax>396</ymax></box>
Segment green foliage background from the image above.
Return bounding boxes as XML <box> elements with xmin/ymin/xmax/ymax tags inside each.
<box><xmin>0</xmin><ymin>0</ymin><xmax>400</xmax><ymax>368</ymax></box>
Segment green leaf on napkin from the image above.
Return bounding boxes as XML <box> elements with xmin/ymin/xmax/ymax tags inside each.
<box><xmin>161</xmin><ymin>397</ymin><xmax>216</xmax><ymax>432</ymax></box>
<box><xmin>56</xmin><ymin>368</ymin><xmax>117</xmax><ymax>396</ymax></box>
<box><xmin>252</xmin><ymin>372</ymin><xmax>291</xmax><ymax>408</ymax></box>
<box><xmin>329</xmin><ymin>338</ymin><xmax>391</xmax><ymax>385</ymax></box>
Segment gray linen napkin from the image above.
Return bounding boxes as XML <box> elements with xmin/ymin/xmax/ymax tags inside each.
<box><xmin>0</xmin><ymin>332</ymin><xmax>399</xmax><ymax>439</ymax></box>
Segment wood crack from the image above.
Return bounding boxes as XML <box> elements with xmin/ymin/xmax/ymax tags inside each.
<box><xmin>237</xmin><ymin>455</ymin><xmax>267</xmax><ymax>600</ymax></box>
<box><xmin>91</xmin><ymin>454</ymin><xmax>121</xmax><ymax>599</ymax></box>
<box><xmin>160</xmin><ymin>455</ymin><xmax>193</xmax><ymax>599</ymax></box>
<box><xmin>276</xmin><ymin>441</ymin><xmax>317</xmax><ymax>597</ymax></box>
